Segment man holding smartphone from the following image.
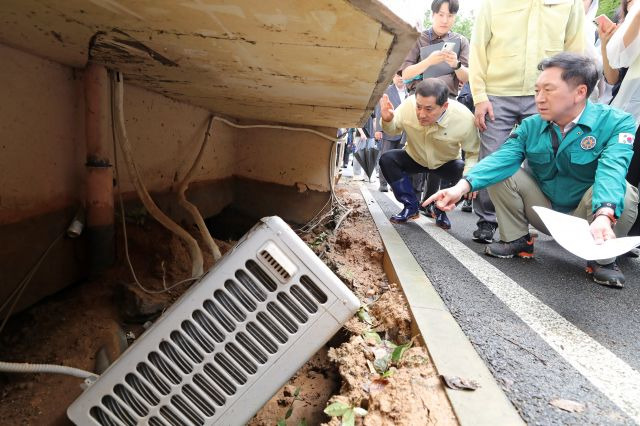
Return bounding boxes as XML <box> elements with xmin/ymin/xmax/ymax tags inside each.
<box><xmin>469</xmin><ymin>0</ymin><xmax>585</xmax><ymax>244</ymax></box>
<box><xmin>400</xmin><ymin>0</ymin><xmax>470</xmax><ymax>225</ymax></box>
<box><xmin>401</xmin><ymin>0</ymin><xmax>469</xmax><ymax>98</ymax></box>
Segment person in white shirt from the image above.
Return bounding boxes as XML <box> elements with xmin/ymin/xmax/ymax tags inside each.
<box><xmin>374</xmin><ymin>72</ymin><xmax>408</xmax><ymax>191</ymax></box>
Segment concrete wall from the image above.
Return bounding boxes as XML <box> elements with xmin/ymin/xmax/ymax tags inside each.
<box><xmin>0</xmin><ymin>42</ymin><xmax>334</xmax><ymax>310</ymax></box>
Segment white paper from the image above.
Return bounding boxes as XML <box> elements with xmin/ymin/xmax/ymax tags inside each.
<box><xmin>531</xmin><ymin>206</ymin><xmax>640</xmax><ymax>261</ymax></box>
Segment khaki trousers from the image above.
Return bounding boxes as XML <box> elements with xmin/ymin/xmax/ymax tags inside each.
<box><xmin>488</xmin><ymin>168</ymin><xmax>639</xmax><ymax>264</ymax></box>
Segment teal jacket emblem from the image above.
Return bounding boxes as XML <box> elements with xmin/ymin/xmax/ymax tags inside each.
<box><xmin>466</xmin><ymin>101</ymin><xmax>636</xmax><ymax>217</ymax></box>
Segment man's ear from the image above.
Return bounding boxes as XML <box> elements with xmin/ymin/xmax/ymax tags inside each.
<box><xmin>442</xmin><ymin>101</ymin><xmax>449</xmax><ymax>110</ymax></box>
<box><xmin>576</xmin><ymin>84</ymin><xmax>588</xmax><ymax>102</ymax></box>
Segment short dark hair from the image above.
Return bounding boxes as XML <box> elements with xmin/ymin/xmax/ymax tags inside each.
<box><xmin>431</xmin><ymin>0</ymin><xmax>459</xmax><ymax>14</ymax></box>
<box><xmin>537</xmin><ymin>52</ymin><xmax>598</xmax><ymax>97</ymax></box>
<box><xmin>415</xmin><ymin>79</ymin><xmax>449</xmax><ymax>106</ymax></box>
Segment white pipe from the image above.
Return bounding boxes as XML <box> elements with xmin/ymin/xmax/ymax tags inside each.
<box><xmin>112</xmin><ymin>72</ymin><xmax>204</xmax><ymax>278</ymax></box>
<box><xmin>0</xmin><ymin>361</ymin><xmax>97</xmax><ymax>380</ymax></box>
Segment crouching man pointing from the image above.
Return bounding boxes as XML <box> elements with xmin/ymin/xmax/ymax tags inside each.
<box><xmin>378</xmin><ymin>78</ymin><xmax>480</xmax><ymax>228</ymax></box>
<box><xmin>425</xmin><ymin>53</ymin><xmax>639</xmax><ymax>288</ymax></box>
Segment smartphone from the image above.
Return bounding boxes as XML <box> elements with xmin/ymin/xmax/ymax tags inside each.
<box><xmin>593</xmin><ymin>14</ymin><xmax>615</xmax><ymax>32</ymax></box>
<box><xmin>441</xmin><ymin>42</ymin><xmax>456</xmax><ymax>52</ymax></box>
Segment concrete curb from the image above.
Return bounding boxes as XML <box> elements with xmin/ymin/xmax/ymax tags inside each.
<box><xmin>360</xmin><ymin>185</ymin><xmax>524</xmax><ymax>426</ymax></box>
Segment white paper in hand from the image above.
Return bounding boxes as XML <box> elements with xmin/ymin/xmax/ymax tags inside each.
<box><xmin>531</xmin><ymin>206</ymin><xmax>640</xmax><ymax>260</ymax></box>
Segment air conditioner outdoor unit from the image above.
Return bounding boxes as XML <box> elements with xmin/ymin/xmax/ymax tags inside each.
<box><xmin>67</xmin><ymin>216</ymin><xmax>360</xmax><ymax>426</ymax></box>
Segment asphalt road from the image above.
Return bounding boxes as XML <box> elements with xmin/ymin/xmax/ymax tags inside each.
<box><xmin>369</xmin><ymin>185</ymin><xmax>640</xmax><ymax>425</ymax></box>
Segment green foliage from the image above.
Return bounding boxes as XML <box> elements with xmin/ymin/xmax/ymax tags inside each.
<box><xmin>451</xmin><ymin>15</ymin><xmax>474</xmax><ymax>40</ymax></box>
<box><xmin>597</xmin><ymin>0</ymin><xmax>621</xmax><ymax>19</ymax></box>
<box><xmin>324</xmin><ymin>402</ymin><xmax>367</xmax><ymax>426</ymax></box>
<box><xmin>276</xmin><ymin>387</ymin><xmax>305</xmax><ymax>426</ymax></box>
<box><xmin>356</xmin><ymin>305</ymin><xmax>373</xmax><ymax>325</ymax></box>
<box><xmin>423</xmin><ymin>11</ymin><xmax>474</xmax><ymax>40</ymax></box>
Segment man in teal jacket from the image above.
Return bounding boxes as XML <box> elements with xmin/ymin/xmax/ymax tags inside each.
<box><xmin>425</xmin><ymin>53</ymin><xmax>639</xmax><ymax>288</ymax></box>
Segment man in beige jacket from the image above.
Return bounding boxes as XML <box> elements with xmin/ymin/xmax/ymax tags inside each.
<box><xmin>378</xmin><ymin>79</ymin><xmax>480</xmax><ymax>228</ymax></box>
<box><xmin>469</xmin><ymin>0</ymin><xmax>585</xmax><ymax>243</ymax></box>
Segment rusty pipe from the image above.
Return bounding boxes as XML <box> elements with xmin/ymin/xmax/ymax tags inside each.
<box><xmin>84</xmin><ymin>63</ymin><xmax>114</xmax><ymax>275</ymax></box>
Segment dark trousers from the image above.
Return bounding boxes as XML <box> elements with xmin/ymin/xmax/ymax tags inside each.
<box><xmin>626</xmin><ymin>126</ymin><xmax>640</xmax><ymax>235</ymax></box>
<box><xmin>379</xmin><ymin>149</ymin><xmax>463</xmax><ymax>192</ymax></box>
<box><xmin>377</xmin><ymin>139</ymin><xmax>403</xmax><ymax>186</ymax></box>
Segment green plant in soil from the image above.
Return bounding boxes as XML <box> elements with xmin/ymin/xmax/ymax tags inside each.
<box><xmin>276</xmin><ymin>387</ymin><xmax>306</xmax><ymax>426</ymax></box>
<box><xmin>364</xmin><ymin>332</ymin><xmax>420</xmax><ymax>378</ymax></box>
<box><xmin>356</xmin><ymin>305</ymin><xmax>373</xmax><ymax>325</ymax></box>
<box><xmin>324</xmin><ymin>402</ymin><xmax>367</xmax><ymax>426</ymax></box>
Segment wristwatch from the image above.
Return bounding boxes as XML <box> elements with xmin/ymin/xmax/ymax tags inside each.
<box><xmin>454</xmin><ymin>61</ymin><xmax>462</xmax><ymax>70</ymax></box>
<box><xmin>594</xmin><ymin>210</ymin><xmax>617</xmax><ymax>226</ymax></box>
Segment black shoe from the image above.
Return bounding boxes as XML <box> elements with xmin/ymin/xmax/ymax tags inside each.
<box><xmin>433</xmin><ymin>206</ymin><xmax>451</xmax><ymax>230</ymax></box>
<box><xmin>586</xmin><ymin>261</ymin><xmax>625</xmax><ymax>288</ymax></box>
<box><xmin>420</xmin><ymin>202</ymin><xmax>435</xmax><ymax>217</ymax></box>
<box><xmin>485</xmin><ymin>234</ymin><xmax>535</xmax><ymax>258</ymax></box>
<box><xmin>389</xmin><ymin>177</ymin><xmax>420</xmax><ymax>224</ymax></box>
<box><xmin>378</xmin><ymin>184</ymin><xmax>388</xmax><ymax>192</ymax></box>
<box><xmin>461</xmin><ymin>199</ymin><xmax>473</xmax><ymax>213</ymax></box>
<box><xmin>473</xmin><ymin>222</ymin><xmax>497</xmax><ymax>243</ymax></box>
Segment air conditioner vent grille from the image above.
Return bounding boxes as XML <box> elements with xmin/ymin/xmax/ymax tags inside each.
<box><xmin>68</xmin><ymin>216</ymin><xmax>360</xmax><ymax>426</ymax></box>
<box><xmin>125</xmin><ymin>373</ymin><xmax>159</xmax><ymax>405</ymax></box>
<box><xmin>182</xmin><ymin>320</ymin><xmax>214</xmax><ymax>353</ymax></box>
<box><xmin>202</xmin><ymin>300</ymin><xmax>235</xmax><ymax>332</ymax></box>
<box><xmin>259</xmin><ymin>250</ymin><xmax>291</xmax><ymax>281</ymax></box>
<box><xmin>203</xmin><ymin>363</ymin><xmax>236</xmax><ymax>396</ymax></box>
<box><xmin>225</xmin><ymin>279</ymin><xmax>257</xmax><ymax>312</ymax></box>
<box><xmin>300</xmin><ymin>275</ymin><xmax>328</xmax><ymax>303</ymax></box>
<box><xmin>226</xmin><ymin>342</ymin><xmax>257</xmax><ymax>375</ymax></box>
<box><xmin>137</xmin><ymin>363</ymin><xmax>171</xmax><ymax>395</ymax></box>
<box><xmin>214</xmin><ymin>353</ymin><xmax>247</xmax><ymax>385</ymax></box>
<box><xmin>290</xmin><ymin>285</ymin><xmax>318</xmax><ymax>314</ymax></box>
<box><xmin>172</xmin><ymin>394</ymin><xmax>204</xmax><ymax>425</ymax></box>
<box><xmin>159</xmin><ymin>405</ymin><xmax>182</xmax><ymax>426</ymax></box>
<box><xmin>246</xmin><ymin>259</ymin><xmax>277</xmax><ymax>292</ymax></box>
<box><xmin>236</xmin><ymin>331</ymin><xmax>268</xmax><ymax>364</ymax></box>
<box><xmin>235</xmin><ymin>270</ymin><xmax>267</xmax><ymax>301</ymax></box>
<box><xmin>114</xmin><ymin>383</ymin><xmax>149</xmax><ymax>417</ymax></box>
<box><xmin>246</xmin><ymin>321</ymin><xmax>278</xmax><ymax>354</ymax></box>
<box><xmin>192</xmin><ymin>310</ymin><xmax>224</xmax><ymax>343</ymax></box>
<box><xmin>266</xmin><ymin>301</ymin><xmax>298</xmax><ymax>334</ymax></box>
<box><xmin>277</xmin><ymin>292</ymin><xmax>308</xmax><ymax>323</ymax></box>
<box><xmin>193</xmin><ymin>373</ymin><xmax>226</xmax><ymax>406</ymax></box>
<box><xmin>103</xmin><ymin>394</ymin><xmax>136</xmax><ymax>426</ymax></box>
<box><xmin>90</xmin><ymin>406</ymin><xmax>115</xmax><ymax>426</ymax></box>
<box><xmin>149</xmin><ymin>351</ymin><xmax>181</xmax><ymax>385</ymax></box>
<box><xmin>183</xmin><ymin>384</ymin><xmax>216</xmax><ymax>417</ymax></box>
<box><xmin>171</xmin><ymin>330</ymin><xmax>203</xmax><ymax>364</ymax></box>
<box><xmin>149</xmin><ymin>416</ymin><xmax>167</xmax><ymax>426</ymax></box>
<box><xmin>159</xmin><ymin>341</ymin><xmax>191</xmax><ymax>375</ymax></box>
<box><xmin>256</xmin><ymin>311</ymin><xmax>288</xmax><ymax>344</ymax></box>
<box><xmin>214</xmin><ymin>290</ymin><xmax>246</xmax><ymax>322</ymax></box>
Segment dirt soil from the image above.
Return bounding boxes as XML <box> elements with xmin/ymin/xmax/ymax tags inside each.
<box><xmin>0</xmin><ymin>181</ymin><xmax>456</xmax><ymax>425</ymax></box>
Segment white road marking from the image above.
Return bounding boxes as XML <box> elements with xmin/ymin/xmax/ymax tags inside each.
<box><xmin>382</xmin><ymin>192</ymin><xmax>640</xmax><ymax>422</ymax></box>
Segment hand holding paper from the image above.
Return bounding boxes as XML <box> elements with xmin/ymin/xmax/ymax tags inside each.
<box><xmin>531</xmin><ymin>206</ymin><xmax>640</xmax><ymax>261</ymax></box>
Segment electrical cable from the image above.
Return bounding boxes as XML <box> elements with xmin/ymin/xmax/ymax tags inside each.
<box><xmin>109</xmin><ymin>71</ymin><xmax>200</xmax><ymax>295</ymax></box>
<box><xmin>0</xmin><ymin>231</ymin><xmax>65</xmax><ymax>335</ymax></box>
<box><xmin>0</xmin><ymin>361</ymin><xmax>97</xmax><ymax>380</ymax></box>
<box><xmin>213</xmin><ymin>116</ymin><xmax>347</xmax><ymax>234</ymax></box>
<box><xmin>212</xmin><ymin>116</ymin><xmax>337</xmax><ymax>142</ymax></box>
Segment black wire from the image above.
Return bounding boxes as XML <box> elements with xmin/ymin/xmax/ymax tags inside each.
<box><xmin>0</xmin><ymin>232</ymin><xmax>65</xmax><ymax>335</ymax></box>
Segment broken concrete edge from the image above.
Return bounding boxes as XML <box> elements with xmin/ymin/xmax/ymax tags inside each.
<box><xmin>346</xmin><ymin>0</ymin><xmax>419</xmax><ymax>126</ymax></box>
<box><xmin>359</xmin><ymin>185</ymin><xmax>525</xmax><ymax>426</ymax></box>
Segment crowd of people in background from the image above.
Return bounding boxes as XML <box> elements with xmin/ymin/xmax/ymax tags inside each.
<box><xmin>339</xmin><ymin>0</ymin><xmax>640</xmax><ymax>289</ymax></box>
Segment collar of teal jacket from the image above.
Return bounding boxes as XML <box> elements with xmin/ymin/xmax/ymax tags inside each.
<box><xmin>538</xmin><ymin>100</ymin><xmax>597</xmax><ymax>136</ymax></box>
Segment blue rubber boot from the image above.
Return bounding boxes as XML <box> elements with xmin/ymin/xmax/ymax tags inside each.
<box><xmin>389</xmin><ymin>177</ymin><xmax>419</xmax><ymax>223</ymax></box>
